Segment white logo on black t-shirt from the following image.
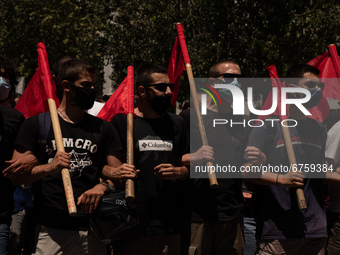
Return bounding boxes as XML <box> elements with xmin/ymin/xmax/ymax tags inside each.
<box><xmin>48</xmin><ymin>150</ymin><xmax>92</xmax><ymax>179</ymax></box>
<box><xmin>138</xmin><ymin>140</ymin><xmax>173</xmax><ymax>151</ymax></box>
<box><xmin>69</xmin><ymin>150</ymin><xmax>92</xmax><ymax>178</ymax></box>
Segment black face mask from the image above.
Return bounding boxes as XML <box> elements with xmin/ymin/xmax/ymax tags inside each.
<box><xmin>69</xmin><ymin>82</ymin><xmax>96</xmax><ymax>110</ymax></box>
<box><xmin>303</xmin><ymin>87</ymin><xmax>322</xmax><ymax>110</ymax></box>
<box><xmin>148</xmin><ymin>95</ymin><xmax>171</xmax><ymax>116</ymax></box>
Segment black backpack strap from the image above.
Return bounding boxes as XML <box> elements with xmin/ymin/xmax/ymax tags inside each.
<box><xmin>86</xmin><ymin>114</ymin><xmax>105</xmax><ymax>173</ymax></box>
<box><xmin>87</xmin><ymin>114</ymin><xmax>103</xmax><ymax>152</ymax></box>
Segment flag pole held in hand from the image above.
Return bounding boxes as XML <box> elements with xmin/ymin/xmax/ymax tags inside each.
<box><xmin>37</xmin><ymin>43</ymin><xmax>77</xmax><ymax>216</ymax></box>
<box><xmin>267</xmin><ymin>66</ymin><xmax>307</xmax><ymax>210</ymax></box>
<box><xmin>169</xmin><ymin>23</ymin><xmax>218</xmax><ymax>187</ymax></box>
<box><xmin>97</xmin><ymin>66</ymin><xmax>136</xmax><ymax>201</ymax></box>
<box><xmin>125</xmin><ymin>66</ymin><xmax>135</xmax><ymax>202</ymax></box>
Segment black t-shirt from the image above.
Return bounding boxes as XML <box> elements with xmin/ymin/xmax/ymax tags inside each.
<box><xmin>111</xmin><ymin>113</ymin><xmax>189</xmax><ymax>235</ymax></box>
<box><xmin>0</xmin><ymin>106</ymin><xmax>25</xmax><ymax>224</ymax></box>
<box><xmin>180</xmin><ymin>108</ymin><xmax>248</xmax><ymax>222</ymax></box>
<box><xmin>245</xmin><ymin>118</ymin><xmax>327</xmax><ymax>239</ymax></box>
<box><xmin>15</xmin><ymin>113</ymin><xmax>122</xmax><ymax>230</ymax></box>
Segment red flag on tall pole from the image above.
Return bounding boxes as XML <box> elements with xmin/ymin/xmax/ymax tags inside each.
<box><xmin>173</xmin><ymin>23</ymin><xmax>217</xmax><ymax>187</ymax></box>
<box><xmin>257</xmin><ymin>65</ymin><xmax>288</xmax><ymax>121</ymax></box>
<box><xmin>97</xmin><ymin>66</ymin><xmax>136</xmax><ymax>201</ymax></box>
<box><xmin>308</xmin><ymin>95</ymin><xmax>329</xmax><ymax>122</ymax></box>
<box><xmin>168</xmin><ymin>23</ymin><xmax>191</xmax><ymax>107</ymax></box>
<box><xmin>15</xmin><ymin>43</ymin><xmax>60</xmax><ymax>118</ymax></box>
<box><xmin>259</xmin><ymin>65</ymin><xmax>307</xmax><ymax>209</ymax></box>
<box><xmin>260</xmin><ymin>65</ymin><xmax>329</xmax><ymax>123</ymax></box>
<box><xmin>308</xmin><ymin>44</ymin><xmax>340</xmax><ymax>100</ymax></box>
<box><xmin>15</xmin><ymin>42</ymin><xmax>77</xmax><ymax>215</ymax></box>
<box><xmin>97</xmin><ymin>66</ymin><xmax>135</xmax><ymax>122</ymax></box>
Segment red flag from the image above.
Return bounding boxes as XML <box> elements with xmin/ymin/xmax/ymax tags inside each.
<box><xmin>308</xmin><ymin>94</ymin><xmax>329</xmax><ymax>122</ymax></box>
<box><xmin>257</xmin><ymin>65</ymin><xmax>287</xmax><ymax>121</ymax></box>
<box><xmin>97</xmin><ymin>66</ymin><xmax>134</xmax><ymax>122</ymax></box>
<box><xmin>168</xmin><ymin>23</ymin><xmax>191</xmax><ymax>107</ymax></box>
<box><xmin>308</xmin><ymin>44</ymin><xmax>340</xmax><ymax>100</ymax></box>
<box><xmin>15</xmin><ymin>42</ymin><xmax>60</xmax><ymax>118</ymax></box>
<box><xmin>260</xmin><ymin>65</ymin><xmax>329</xmax><ymax>123</ymax></box>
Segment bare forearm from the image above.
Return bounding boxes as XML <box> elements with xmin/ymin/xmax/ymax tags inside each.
<box><xmin>242</xmin><ymin>163</ymin><xmax>278</xmax><ymax>186</ymax></box>
<box><xmin>12</xmin><ymin>163</ymin><xmax>54</xmax><ymax>185</ymax></box>
<box><xmin>181</xmin><ymin>154</ymin><xmax>190</xmax><ymax>166</ymax></box>
<box><xmin>242</xmin><ymin>163</ymin><xmax>304</xmax><ymax>187</ymax></box>
<box><xmin>177</xmin><ymin>165</ymin><xmax>189</xmax><ymax>180</ymax></box>
<box><xmin>181</xmin><ymin>146</ymin><xmax>214</xmax><ymax>165</ymax></box>
<box><xmin>10</xmin><ymin>150</ymin><xmax>70</xmax><ymax>185</ymax></box>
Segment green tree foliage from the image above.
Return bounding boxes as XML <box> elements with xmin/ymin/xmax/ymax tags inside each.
<box><xmin>0</xmin><ymin>0</ymin><xmax>111</xmax><ymax>92</ymax></box>
<box><xmin>0</xmin><ymin>0</ymin><xmax>339</xmax><ymax>104</ymax></box>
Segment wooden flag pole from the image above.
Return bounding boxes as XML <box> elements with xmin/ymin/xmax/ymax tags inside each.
<box><xmin>186</xmin><ymin>63</ymin><xmax>218</xmax><ymax>187</ymax></box>
<box><xmin>268</xmin><ymin>67</ymin><xmax>306</xmax><ymax>210</ymax></box>
<box><xmin>125</xmin><ymin>112</ymin><xmax>135</xmax><ymax>201</ymax></box>
<box><xmin>328</xmin><ymin>44</ymin><xmax>340</xmax><ymax>77</ymax></box>
<box><xmin>281</xmin><ymin>124</ymin><xmax>307</xmax><ymax>210</ymax></box>
<box><xmin>175</xmin><ymin>23</ymin><xmax>217</xmax><ymax>187</ymax></box>
<box><xmin>124</xmin><ymin>66</ymin><xmax>135</xmax><ymax>202</ymax></box>
<box><xmin>47</xmin><ymin>99</ymin><xmax>77</xmax><ymax>216</ymax></box>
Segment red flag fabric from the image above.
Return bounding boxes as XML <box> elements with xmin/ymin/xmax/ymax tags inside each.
<box><xmin>257</xmin><ymin>65</ymin><xmax>288</xmax><ymax>121</ymax></box>
<box><xmin>260</xmin><ymin>65</ymin><xmax>329</xmax><ymax>123</ymax></box>
<box><xmin>97</xmin><ymin>66</ymin><xmax>134</xmax><ymax>122</ymax></box>
<box><xmin>168</xmin><ymin>23</ymin><xmax>191</xmax><ymax>107</ymax></box>
<box><xmin>15</xmin><ymin>42</ymin><xmax>60</xmax><ymax>118</ymax></box>
<box><xmin>176</xmin><ymin>23</ymin><xmax>191</xmax><ymax>64</ymax></box>
<box><xmin>308</xmin><ymin>96</ymin><xmax>329</xmax><ymax>122</ymax></box>
<box><xmin>308</xmin><ymin>44</ymin><xmax>340</xmax><ymax>100</ymax></box>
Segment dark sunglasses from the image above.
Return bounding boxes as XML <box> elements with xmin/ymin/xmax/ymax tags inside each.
<box><xmin>144</xmin><ymin>83</ymin><xmax>175</xmax><ymax>92</ymax></box>
<box><xmin>214</xmin><ymin>73</ymin><xmax>242</xmax><ymax>83</ymax></box>
<box><xmin>303</xmin><ymin>81</ymin><xmax>325</xmax><ymax>90</ymax></box>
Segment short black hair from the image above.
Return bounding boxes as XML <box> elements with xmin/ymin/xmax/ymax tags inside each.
<box><xmin>208</xmin><ymin>60</ymin><xmax>240</xmax><ymax>77</ymax></box>
<box><xmin>285</xmin><ymin>64</ymin><xmax>320</xmax><ymax>78</ymax></box>
<box><xmin>0</xmin><ymin>55</ymin><xmax>18</xmax><ymax>102</ymax></box>
<box><xmin>57</xmin><ymin>58</ymin><xmax>97</xmax><ymax>85</ymax></box>
<box><xmin>135</xmin><ymin>62</ymin><xmax>168</xmax><ymax>88</ymax></box>
<box><xmin>53</xmin><ymin>55</ymin><xmax>74</xmax><ymax>102</ymax></box>
<box><xmin>53</xmin><ymin>55</ymin><xmax>73</xmax><ymax>77</ymax></box>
